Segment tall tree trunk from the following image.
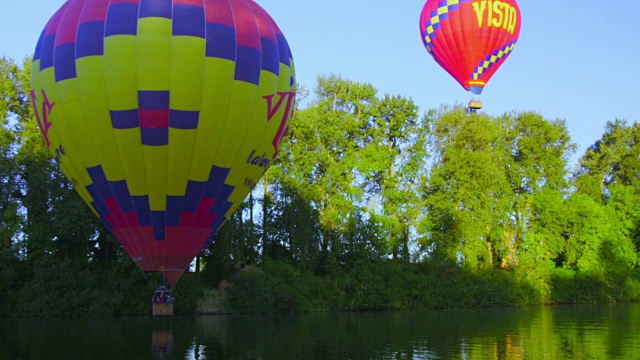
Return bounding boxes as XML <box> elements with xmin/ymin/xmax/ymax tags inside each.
<box><xmin>262</xmin><ymin>180</ymin><xmax>270</xmax><ymax>258</ymax></box>
<box><xmin>248</xmin><ymin>191</ymin><xmax>255</xmax><ymax>264</ymax></box>
<box><xmin>401</xmin><ymin>225</ymin><xmax>410</xmax><ymax>262</ymax></box>
<box><xmin>195</xmin><ymin>255</ymin><xmax>201</xmax><ymax>283</ymax></box>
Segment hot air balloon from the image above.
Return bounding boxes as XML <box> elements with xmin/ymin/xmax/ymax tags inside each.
<box><xmin>419</xmin><ymin>0</ymin><xmax>521</xmax><ymax>96</ymax></box>
<box><xmin>30</xmin><ymin>0</ymin><xmax>296</xmax><ymax>287</ymax></box>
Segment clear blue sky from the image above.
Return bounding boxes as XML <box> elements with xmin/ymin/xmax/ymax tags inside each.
<box><xmin>2</xmin><ymin>0</ymin><xmax>639</xmax><ymax>166</ymax></box>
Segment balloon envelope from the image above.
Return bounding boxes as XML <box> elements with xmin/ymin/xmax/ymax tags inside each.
<box><xmin>419</xmin><ymin>0</ymin><xmax>521</xmax><ymax>94</ymax></box>
<box><xmin>30</xmin><ymin>0</ymin><xmax>296</xmax><ymax>286</ymax></box>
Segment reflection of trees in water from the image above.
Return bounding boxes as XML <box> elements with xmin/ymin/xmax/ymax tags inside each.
<box><xmin>4</xmin><ymin>318</ymin><xmax>153</xmax><ymax>359</ymax></box>
<box><xmin>152</xmin><ymin>330</ymin><xmax>173</xmax><ymax>360</ymax></box>
<box><xmin>4</xmin><ymin>305</ymin><xmax>640</xmax><ymax>359</ymax></box>
<box><xmin>179</xmin><ymin>305</ymin><xmax>640</xmax><ymax>359</ymax></box>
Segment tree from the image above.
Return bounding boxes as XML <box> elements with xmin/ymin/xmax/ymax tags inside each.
<box><xmin>0</xmin><ymin>57</ymin><xmax>23</xmax><ymax>251</ymax></box>
<box><xmin>575</xmin><ymin>120</ymin><xmax>640</xmax><ymax>201</ymax></box>
<box><xmin>359</xmin><ymin>94</ymin><xmax>428</xmax><ymax>261</ymax></box>
<box><xmin>502</xmin><ymin>112</ymin><xmax>575</xmax><ymax>268</ymax></box>
<box><xmin>424</xmin><ymin>106</ymin><xmax>511</xmax><ymax>270</ymax></box>
<box><xmin>574</xmin><ymin>120</ymin><xmax>640</xmax><ymax>254</ymax></box>
<box><xmin>275</xmin><ymin>74</ymin><xmax>375</xmax><ymax>272</ymax></box>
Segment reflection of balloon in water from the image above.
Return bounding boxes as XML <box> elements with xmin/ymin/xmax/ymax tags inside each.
<box><xmin>152</xmin><ymin>329</ymin><xmax>174</xmax><ymax>359</ymax></box>
<box><xmin>30</xmin><ymin>0</ymin><xmax>296</xmax><ymax>286</ymax></box>
<box><xmin>419</xmin><ymin>0</ymin><xmax>521</xmax><ymax>94</ymax></box>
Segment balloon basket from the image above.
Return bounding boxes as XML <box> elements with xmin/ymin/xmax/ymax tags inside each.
<box><xmin>152</xmin><ymin>303</ymin><xmax>174</xmax><ymax>316</ymax></box>
<box><xmin>152</xmin><ymin>285</ymin><xmax>175</xmax><ymax>316</ymax></box>
<box><xmin>467</xmin><ymin>99</ymin><xmax>483</xmax><ymax>113</ymax></box>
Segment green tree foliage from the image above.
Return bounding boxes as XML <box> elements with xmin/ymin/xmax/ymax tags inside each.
<box><xmin>281</xmin><ymin>75</ymin><xmax>374</xmax><ymax>264</ymax></box>
<box><xmin>2</xmin><ymin>58</ymin><xmax>640</xmax><ymax>316</ymax></box>
<box><xmin>360</xmin><ymin>93</ymin><xmax>427</xmax><ymax>261</ymax></box>
<box><xmin>425</xmin><ymin>107</ymin><xmax>512</xmax><ymax>269</ymax></box>
<box><xmin>503</xmin><ymin>112</ymin><xmax>575</xmax><ymax>266</ymax></box>
<box><xmin>575</xmin><ymin>120</ymin><xmax>640</xmax><ymax>199</ymax></box>
<box><xmin>575</xmin><ymin>120</ymin><xmax>640</xmax><ymax>252</ymax></box>
<box><xmin>0</xmin><ymin>59</ymin><xmax>22</xmax><ymax>253</ymax></box>
<box><xmin>424</xmin><ymin>109</ymin><xmax>576</xmax><ymax>279</ymax></box>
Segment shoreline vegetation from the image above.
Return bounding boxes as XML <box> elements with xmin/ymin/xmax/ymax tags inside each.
<box><xmin>192</xmin><ymin>262</ymin><xmax>640</xmax><ymax>316</ymax></box>
<box><xmin>1</xmin><ymin>57</ymin><xmax>639</xmax><ymax>317</ymax></box>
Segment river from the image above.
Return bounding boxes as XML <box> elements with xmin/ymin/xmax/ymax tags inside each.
<box><xmin>2</xmin><ymin>303</ymin><xmax>640</xmax><ymax>359</ymax></box>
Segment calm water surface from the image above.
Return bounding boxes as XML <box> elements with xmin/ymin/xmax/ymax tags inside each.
<box><xmin>2</xmin><ymin>303</ymin><xmax>640</xmax><ymax>359</ymax></box>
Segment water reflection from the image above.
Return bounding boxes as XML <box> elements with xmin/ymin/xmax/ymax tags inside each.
<box><xmin>2</xmin><ymin>304</ymin><xmax>640</xmax><ymax>359</ymax></box>
<box><xmin>184</xmin><ymin>339</ymin><xmax>207</xmax><ymax>360</ymax></box>
<box><xmin>152</xmin><ymin>329</ymin><xmax>173</xmax><ymax>360</ymax></box>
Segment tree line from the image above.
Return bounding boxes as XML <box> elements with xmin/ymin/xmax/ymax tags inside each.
<box><xmin>1</xmin><ymin>57</ymin><xmax>639</xmax><ymax>316</ymax></box>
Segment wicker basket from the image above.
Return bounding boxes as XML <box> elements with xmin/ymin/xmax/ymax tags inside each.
<box><xmin>152</xmin><ymin>302</ymin><xmax>174</xmax><ymax>316</ymax></box>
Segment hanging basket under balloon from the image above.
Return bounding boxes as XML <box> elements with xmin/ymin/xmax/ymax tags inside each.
<box><xmin>152</xmin><ymin>285</ymin><xmax>174</xmax><ymax>316</ymax></box>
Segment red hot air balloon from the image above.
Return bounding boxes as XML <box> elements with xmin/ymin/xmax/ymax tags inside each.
<box><xmin>419</xmin><ymin>0</ymin><xmax>521</xmax><ymax>95</ymax></box>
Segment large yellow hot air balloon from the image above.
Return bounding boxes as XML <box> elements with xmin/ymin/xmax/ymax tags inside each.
<box><xmin>30</xmin><ymin>0</ymin><xmax>296</xmax><ymax>286</ymax></box>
